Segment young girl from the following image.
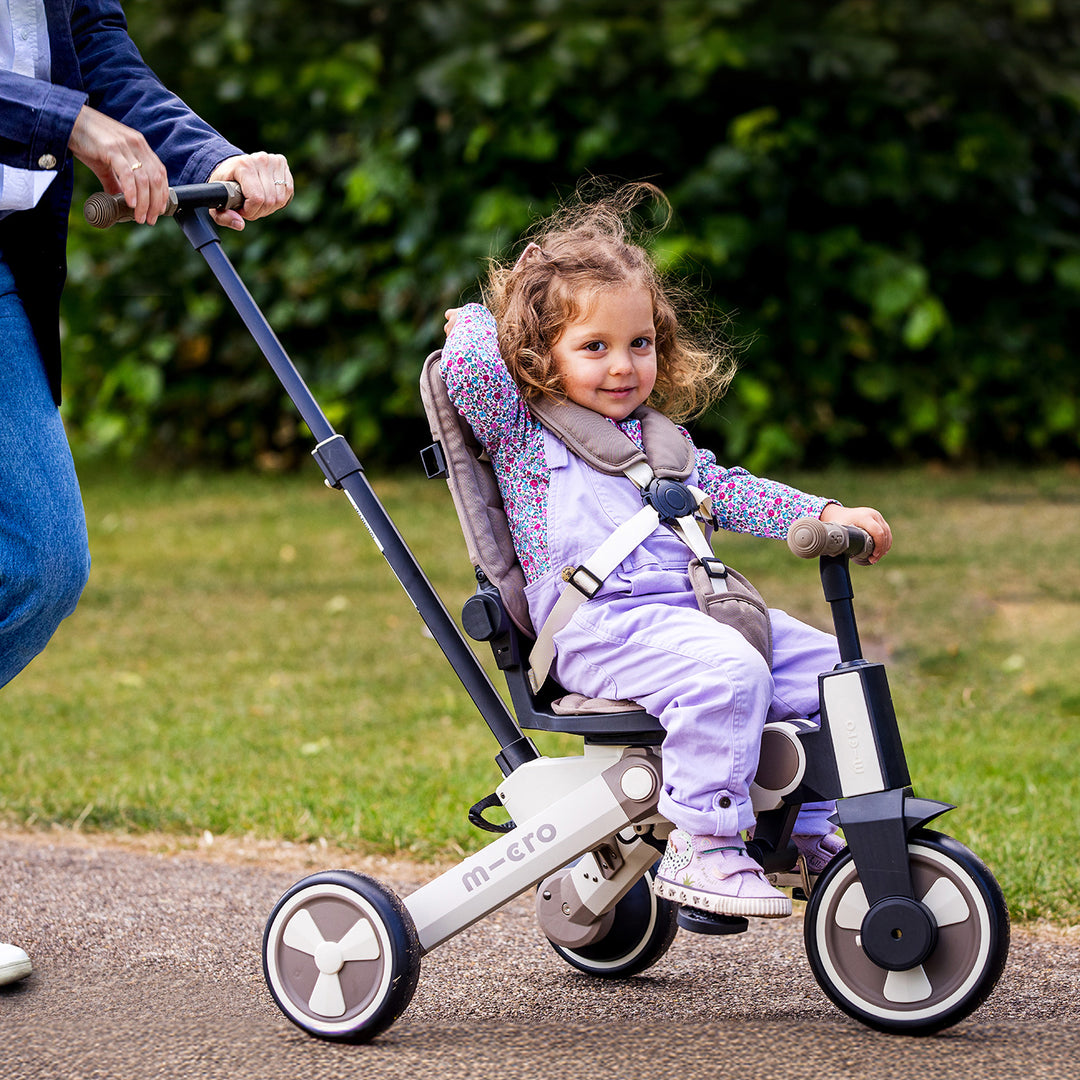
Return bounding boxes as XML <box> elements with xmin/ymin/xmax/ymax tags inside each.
<box><xmin>441</xmin><ymin>184</ymin><xmax>892</xmax><ymax>919</ymax></box>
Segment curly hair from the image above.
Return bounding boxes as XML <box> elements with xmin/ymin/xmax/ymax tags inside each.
<box><xmin>482</xmin><ymin>182</ymin><xmax>735</xmax><ymax>423</ymax></box>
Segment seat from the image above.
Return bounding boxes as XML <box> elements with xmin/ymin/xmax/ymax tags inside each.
<box><xmin>419</xmin><ymin>351</ymin><xmax>664</xmax><ymax>743</ymax></box>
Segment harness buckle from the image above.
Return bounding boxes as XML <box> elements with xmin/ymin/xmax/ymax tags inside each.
<box><xmin>562</xmin><ymin>564</ymin><xmax>603</xmax><ymax>598</ymax></box>
<box><xmin>641</xmin><ymin>477</ymin><xmax>699</xmax><ymax>522</ymax></box>
<box><xmin>700</xmin><ymin>556</ymin><xmax>729</xmax><ymax>580</ymax></box>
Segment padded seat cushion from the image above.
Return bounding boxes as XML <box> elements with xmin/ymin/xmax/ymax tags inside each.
<box><xmin>550</xmin><ymin>693</ymin><xmax>646</xmax><ymax>715</ymax></box>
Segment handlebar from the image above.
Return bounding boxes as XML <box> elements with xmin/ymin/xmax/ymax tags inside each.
<box><xmin>787</xmin><ymin>517</ymin><xmax>874</xmax><ymax>563</ymax></box>
<box><xmin>83</xmin><ymin>182</ymin><xmax>243</xmax><ymax>229</ymax></box>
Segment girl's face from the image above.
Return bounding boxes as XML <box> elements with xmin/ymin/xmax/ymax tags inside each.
<box><xmin>549</xmin><ymin>286</ymin><xmax>657</xmax><ymax>421</ymax></box>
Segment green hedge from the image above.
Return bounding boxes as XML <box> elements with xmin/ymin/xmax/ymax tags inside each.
<box><xmin>62</xmin><ymin>0</ymin><xmax>1080</xmax><ymax>471</ymax></box>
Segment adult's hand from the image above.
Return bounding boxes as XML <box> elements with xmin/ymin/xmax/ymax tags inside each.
<box><xmin>207</xmin><ymin>152</ymin><xmax>293</xmax><ymax>230</ymax></box>
<box><xmin>67</xmin><ymin>105</ymin><xmax>170</xmax><ymax>225</ymax></box>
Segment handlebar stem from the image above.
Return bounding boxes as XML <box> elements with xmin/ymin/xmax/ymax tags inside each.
<box><xmin>821</xmin><ymin>554</ymin><xmax>864</xmax><ymax>663</ymax></box>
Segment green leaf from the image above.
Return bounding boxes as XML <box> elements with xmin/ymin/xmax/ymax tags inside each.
<box><xmin>903</xmin><ymin>297</ymin><xmax>948</xmax><ymax>350</ymax></box>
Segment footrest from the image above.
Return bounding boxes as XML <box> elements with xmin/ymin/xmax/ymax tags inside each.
<box><xmin>676</xmin><ymin>907</ymin><xmax>749</xmax><ymax>936</ymax></box>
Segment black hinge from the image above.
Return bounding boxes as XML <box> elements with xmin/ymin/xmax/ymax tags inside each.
<box><xmin>312</xmin><ymin>434</ymin><xmax>363</xmax><ymax>488</ymax></box>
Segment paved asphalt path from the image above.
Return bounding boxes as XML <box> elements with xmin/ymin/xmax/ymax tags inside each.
<box><xmin>1</xmin><ymin>829</ymin><xmax>1078</xmax><ymax>1079</ymax></box>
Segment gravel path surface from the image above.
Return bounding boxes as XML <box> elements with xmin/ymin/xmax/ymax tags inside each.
<box><xmin>2</xmin><ymin>828</ymin><xmax>1078</xmax><ymax>1078</ymax></box>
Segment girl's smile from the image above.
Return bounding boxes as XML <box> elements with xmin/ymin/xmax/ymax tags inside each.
<box><xmin>549</xmin><ymin>287</ymin><xmax>658</xmax><ymax>421</ymax></box>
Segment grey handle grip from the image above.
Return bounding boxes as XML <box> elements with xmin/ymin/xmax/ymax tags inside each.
<box><xmin>83</xmin><ymin>182</ymin><xmax>244</xmax><ymax>229</ymax></box>
<box><xmin>787</xmin><ymin>517</ymin><xmax>874</xmax><ymax>563</ymax></box>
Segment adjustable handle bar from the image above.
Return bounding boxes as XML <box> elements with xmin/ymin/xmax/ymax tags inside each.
<box><xmin>83</xmin><ymin>182</ymin><xmax>243</xmax><ymax>229</ymax></box>
<box><xmin>787</xmin><ymin>516</ymin><xmax>874</xmax><ymax>563</ymax></box>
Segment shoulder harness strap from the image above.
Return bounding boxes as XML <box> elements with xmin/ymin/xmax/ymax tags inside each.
<box><xmin>527</xmin><ymin>396</ymin><xmax>696</xmax><ymax>481</ymax></box>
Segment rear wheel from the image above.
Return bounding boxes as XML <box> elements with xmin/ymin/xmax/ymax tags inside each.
<box><xmin>804</xmin><ymin>831</ymin><xmax>1009</xmax><ymax>1034</ymax></box>
<box><xmin>263</xmin><ymin>870</ymin><xmax>421</xmax><ymax>1042</ymax></box>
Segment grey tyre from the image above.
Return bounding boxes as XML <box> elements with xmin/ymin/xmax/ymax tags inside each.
<box><xmin>804</xmin><ymin>831</ymin><xmax>1009</xmax><ymax>1034</ymax></box>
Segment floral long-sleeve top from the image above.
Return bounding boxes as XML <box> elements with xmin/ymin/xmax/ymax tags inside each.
<box><xmin>441</xmin><ymin>304</ymin><xmax>830</xmax><ymax>584</ymax></box>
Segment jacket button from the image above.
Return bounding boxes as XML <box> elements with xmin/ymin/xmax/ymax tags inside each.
<box><xmin>37</xmin><ymin>154</ymin><xmax>57</xmax><ymax>170</ymax></box>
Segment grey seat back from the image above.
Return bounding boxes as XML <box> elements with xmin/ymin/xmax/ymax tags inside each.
<box><xmin>419</xmin><ymin>351</ymin><xmax>535</xmax><ymax>638</ymax></box>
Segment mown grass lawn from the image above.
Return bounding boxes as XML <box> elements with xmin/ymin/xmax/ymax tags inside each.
<box><xmin>2</xmin><ymin>461</ymin><xmax>1078</xmax><ymax>924</ymax></box>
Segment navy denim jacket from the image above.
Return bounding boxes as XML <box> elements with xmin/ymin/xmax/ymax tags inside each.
<box><xmin>0</xmin><ymin>0</ymin><xmax>241</xmax><ymax>402</ymax></box>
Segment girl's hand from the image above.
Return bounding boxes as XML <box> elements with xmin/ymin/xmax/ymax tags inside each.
<box><xmin>820</xmin><ymin>503</ymin><xmax>893</xmax><ymax>563</ymax></box>
<box><xmin>444</xmin><ymin>308</ymin><xmax>462</xmax><ymax>337</ymax></box>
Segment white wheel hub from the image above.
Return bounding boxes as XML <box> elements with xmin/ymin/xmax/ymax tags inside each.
<box><xmin>315</xmin><ymin>940</ymin><xmax>345</xmax><ymax>975</ymax></box>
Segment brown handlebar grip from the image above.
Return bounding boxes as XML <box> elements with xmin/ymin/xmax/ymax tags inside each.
<box><xmin>787</xmin><ymin>517</ymin><xmax>874</xmax><ymax>561</ymax></box>
<box><xmin>788</xmin><ymin>518</ymin><xmax>833</xmax><ymax>558</ymax></box>
<box><xmin>83</xmin><ymin>182</ymin><xmax>243</xmax><ymax>229</ymax></box>
<box><xmin>83</xmin><ymin>191</ymin><xmax>139</xmax><ymax>229</ymax></box>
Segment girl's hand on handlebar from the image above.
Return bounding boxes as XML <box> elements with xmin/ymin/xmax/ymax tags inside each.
<box><xmin>68</xmin><ymin>106</ymin><xmax>169</xmax><ymax>225</ymax></box>
<box><xmin>207</xmin><ymin>152</ymin><xmax>293</xmax><ymax>230</ymax></box>
<box><xmin>820</xmin><ymin>503</ymin><xmax>893</xmax><ymax>564</ymax></box>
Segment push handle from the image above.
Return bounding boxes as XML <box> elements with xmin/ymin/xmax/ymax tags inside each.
<box><xmin>787</xmin><ymin>516</ymin><xmax>874</xmax><ymax>563</ymax></box>
<box><xmin>83</xmin><ymin>181</ymin><xmax>243</xmax><ymax>229</ymax></box>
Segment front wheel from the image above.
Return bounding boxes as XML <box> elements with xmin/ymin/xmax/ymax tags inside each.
<box><xmin>804</xmin><ymin>831</ymin><xmax>1009</xmax><ymax>1035</ymax></box>
<box><xmin>263</xmin><ymin>870</ymin><xmax>421</xmax><ymax>1042</ymax></box>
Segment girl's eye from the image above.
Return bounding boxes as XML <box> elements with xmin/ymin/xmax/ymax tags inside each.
<box><xmin>631</xmin><ymin>337</ymin><xmax>652</xmax><ymax>349</ymax></box>
<box><xmin>583</xmin><ymin>340</ymin><xmax>606</xmax><ymax>352</ymax></box>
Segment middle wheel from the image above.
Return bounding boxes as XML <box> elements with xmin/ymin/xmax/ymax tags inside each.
<box><xmin>539</xmin><ymin>862</ymin><xmax>679</xmax><ymax>977</ymax></box>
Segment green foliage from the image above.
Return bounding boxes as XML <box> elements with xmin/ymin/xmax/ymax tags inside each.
<box><xmin>61</xmin><ymin>0</ymin><xmax>1080</xmax><ymax>469</ymax></box>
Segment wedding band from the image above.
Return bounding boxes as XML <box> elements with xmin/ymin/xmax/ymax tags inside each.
<box><xmin>273</xmin><ymin>179</ymin><xmax>286</xmax><ymax>186</ymax></box>
<box><xmin>131</xmin><ymin>161</ymin><xmax>142</xmax><ymax>171</ymax></box>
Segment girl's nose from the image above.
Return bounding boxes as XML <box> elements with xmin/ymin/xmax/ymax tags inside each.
<box><xmin>608</xmin><ymin>350</ymin><xmax>633</xmax><ymax>374</ymax></box>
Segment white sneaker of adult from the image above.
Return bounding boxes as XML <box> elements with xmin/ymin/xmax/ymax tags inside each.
<box><xmin>0</xmin><ymin>942</ymin><xmax>32</xmax><ymax>986</ymax></box>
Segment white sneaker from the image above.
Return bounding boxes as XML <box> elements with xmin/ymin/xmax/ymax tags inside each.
<box><xmin>0</xmin><ymin>942</ymin><xmax>32</xmax><ymax>986</ymax></box>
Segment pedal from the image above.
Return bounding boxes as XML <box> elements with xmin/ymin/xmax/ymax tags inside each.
<box><xmin>676</xmin><ymin>907</ymin><xmax>749</xmax><ymax>936</ymax></box>
<box><xmin>766</xmin><ymin>870</ymin><xmax>802</xmax><ymax>889</ymax></box>
<box><xmin>766</xmin><ymin>854</ymin><xmax>816</xmax><ymax>901</ymax></box>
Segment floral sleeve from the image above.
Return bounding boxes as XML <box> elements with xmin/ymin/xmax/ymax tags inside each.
<box><xmin>688</xmin><ymin>436</ymin><xmax>833</xmax><ymax>540</ymax></box>
<box><xmin>440</xmin><ymin>303</ymin><xmax>531</xmax><ymax>454</ymax></box>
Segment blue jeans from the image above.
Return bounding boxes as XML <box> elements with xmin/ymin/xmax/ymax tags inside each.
<box><xmin>0</xmin><ymin>253</ymin><xmax>90</xmax><ymax>689</ymax></box>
